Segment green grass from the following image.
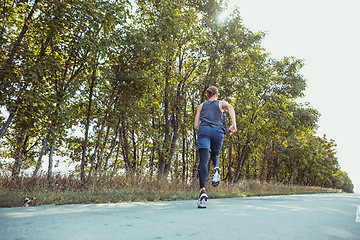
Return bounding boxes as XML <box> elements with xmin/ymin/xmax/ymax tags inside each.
<box><xmin>0</xmin><ymin>174</ymin><xmax>341</xmax><ymax>208</ymax></box>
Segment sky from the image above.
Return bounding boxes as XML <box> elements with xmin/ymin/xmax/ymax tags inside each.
<box><xmin>223</xmin><ymin>0</ymin><xmax>360</xmax><ymax>193</ymax></box>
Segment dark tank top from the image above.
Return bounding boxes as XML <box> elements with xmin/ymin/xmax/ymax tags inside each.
<box><xmin>199</xmin><ymin>100</ymin><xmax>227</xmax><ymax>134</ymax></box>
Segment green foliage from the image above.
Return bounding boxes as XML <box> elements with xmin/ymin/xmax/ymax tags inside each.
<box><xmin>0</xmin><ymin>0</ymin><xmax>353</xmax><ymax>193</ymax></box>
<box><xmin>332</xmin><ymin>170</ymin><xmax>354</xmax><ymax>193</ymax></box>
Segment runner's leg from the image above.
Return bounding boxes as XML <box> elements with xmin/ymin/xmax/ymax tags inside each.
<box><xmin>210</xmin><ymin>152</ymin><xmax>220</xmax><ymax>167</ymax></box>
<box><xmin>198</xmin><ymin>148</ymin><xmax>209</xmax><ymax>189</ymax></box>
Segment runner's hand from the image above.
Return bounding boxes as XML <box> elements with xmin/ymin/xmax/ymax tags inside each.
<box><xmin>229</xmin><ymin>124</ymin><xmax>237</xmax><ymax>136</ymax></box>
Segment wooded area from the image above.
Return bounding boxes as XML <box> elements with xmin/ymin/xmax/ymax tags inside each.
<box><xmin>0</xmin><ymin>0</ymin><xmax>353</xmax><ymax>193</ymax></box>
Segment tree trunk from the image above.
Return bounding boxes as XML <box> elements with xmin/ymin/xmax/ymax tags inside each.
<box><xmin>164</xmin><ymin>116</ymin><xmax>179</xmax><ymax>175</ymax></box>
<box><xmin>149</xmin><ymin>143</ymin><xmax>155</xmax><ymax>178</ymax></box>
<box><xmin>94</xmin><ymin>125</ymin><xmax>111</xmax><ymax>179</ymax></box>
<box><xmin>246</xmin><ymin>161</ymin><xmax>251</xmax><ymax>179</ymax></box>
<box><xmin>104</xmin><ymin>118</ymin><xmax>121</xmax><ymax>177</ymax></box>
<box><xmin>164</xmin><ymin>111</ymin><xmax>179</xmax><ymax>176</ymax></box>
<box><xmin>226</xmin><ymin>144</ymin><xmax>233</xmax><ymax>182</ymax></box>
<box><xmin>121</xmin><ymin>117</ymin><xmax>132</xmax><ymax>171</ymax></box>
<box><xmin>182</xmin><ymin>130</ymin><xmax>186</xmax><ymax>182</ymax></box>
<box><xmin>11</xmin><ymin>126</ymin><xmax>27</xmax><ymax>180</ymax></box>
<box><xmin>158</xmin><ymin>75</ymin><xmax>171</xmax><ymax>175</ymax></box>
<box><xmin>139</xmin><ymin>142</ymin><xmax>145</xmax><ymax>175</ymax></box>
<box><xmin>87</xmin><ymin>122</ymin><xmax>103</xmax><ymax>184</ymax></box>
<box><xmin>164</xmin><ymin>134</ymin><xmax>178</xmax><ymax>175</ymax></box>
<box><xmin>31</xmin><ymin>132</ymin><xmax>50</xmax><ymax>178</ymax></box>
<box><xmin>149</xmin><ymin>118</ymin><xmax>156</xmax><ymax>178</ymax></box>
<box><xmin>191</xmin><ymin>102</ymin><xmax>200</xmax><ymax>180</ymax></box>
<box><xmin>266</xmin><ymin>159</ymin><xmax>272</xmax><ymax>182</ymax></box>
<box><xmin>80</xmin><ymin>68</ymin><xmax>96</xmax><ymax>185</ymax></box>
<box><xmin>233</xmin><ymin>140</ymin><xmax>250</xmax><ymax>183</ymax></box>
<box><xmin>87</xmin><ymin>86</ymin><xmax>117</xmax><ymax>184</ymax></box>
<box><xmin>162</xmin><ymin>72</ymin><xmax>187</xmax><ymax>176</ymax></box>
<box><xmin>35</xmin><ymin>19</ymin><xmax>56</xmax><ymax>65</ymax></box>
<box><xmin>110</xmin><ymin>132</ymin><xmax>122</xmax><ymax>183</ymax></box>
<box><xmin>47</xmin><ymin>143</ymin><xmax>54</xmax><ymax>186</ymax></box>
<box><xmin>131</xmin><ymin>129</ymin><xmax>137</xmax><ymax>168</ymax></box>
<box><xmin>5</xmin><ymin>0</ymin><xmax>40</xmax><ymax>65</ymax></box>
<box><xmin>0</xmin><ymin>111</ymin><xmax>15</xmax><ymax>139</ymax></box>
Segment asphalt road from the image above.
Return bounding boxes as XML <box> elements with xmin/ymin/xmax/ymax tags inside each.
<box><xmin>0</xmin><ymin>193</ymin><xmax>359</xmax><ymax>240</ymax></box>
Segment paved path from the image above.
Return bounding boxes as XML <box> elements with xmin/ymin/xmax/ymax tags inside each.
<box><xmin>0</xmin><ymin>193</ymin><xmax>359</xmax><ymax>240</ymax></box>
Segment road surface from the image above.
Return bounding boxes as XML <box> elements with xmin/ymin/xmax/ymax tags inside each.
<box><xmin>0</xmin><ymin>193</ymin><xmax>359</xmax><ymax>240</ymax></box>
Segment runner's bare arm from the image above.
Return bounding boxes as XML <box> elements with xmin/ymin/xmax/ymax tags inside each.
<box><xmin>220</xmin><ymin>101</ymin><xmax>237</xmax><ymax>135</ymax></box>
<box><xmin>194</xmin><ymin>104</ymin><xmax>203</xmax><ymax>130</ymax></box>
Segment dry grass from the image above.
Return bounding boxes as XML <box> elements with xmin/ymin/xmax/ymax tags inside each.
<box><xmin>0</xmin><ymin>173</ymin><xmax>341</xmax><ymax>208</ymax></box>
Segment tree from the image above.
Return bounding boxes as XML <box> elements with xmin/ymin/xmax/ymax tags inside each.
<box><xmin>0</xmin><ymin>0</ymin><xmax>353</xmax><ymax>193</ymax></box>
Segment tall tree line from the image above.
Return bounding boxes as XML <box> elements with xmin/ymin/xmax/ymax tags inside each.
<box><xmin>0</xmin><ymin>0</ymin><xmax>353</xmax><ymax>192</ymax></box>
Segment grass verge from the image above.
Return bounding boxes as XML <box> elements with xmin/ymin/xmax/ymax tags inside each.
<box><xmin>0</xmin><ymin>174</ymin><xmax>341</xmax><ymax>208</ymax></box>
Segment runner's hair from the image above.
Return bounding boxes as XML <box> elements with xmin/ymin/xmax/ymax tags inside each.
<box><xmin>206</xmin><ymin>86</ymin><xmax>218</xmax><ymax>98</ymax></box>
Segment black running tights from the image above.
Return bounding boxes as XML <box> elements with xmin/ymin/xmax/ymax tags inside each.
<box><xmin>198</xmin><ymin>148</ymin><xmax>220</xmax><ymax>189</ymax></box>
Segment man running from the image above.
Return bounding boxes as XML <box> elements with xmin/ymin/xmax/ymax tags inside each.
<box><xmin>194</xmin><ymin>86</ymin><xmax>237</xmax><ymax>208</ymax></box>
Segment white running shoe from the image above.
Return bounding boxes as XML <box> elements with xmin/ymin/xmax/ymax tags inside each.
<box><xmin>212</xmin><ymin>167</ymin><xmax>220</xmax><ymax>187</ymax></box>
<box><xmin>197</xmin><ymin>190</ymin><xmax>208</xmax><ymax>208</ymax></box>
